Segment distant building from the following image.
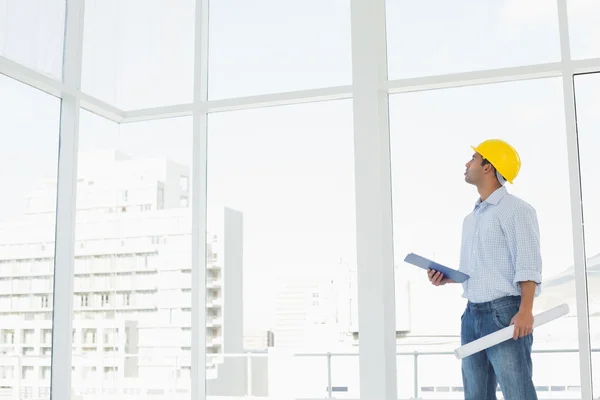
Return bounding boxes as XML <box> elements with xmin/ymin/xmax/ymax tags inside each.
<box><xmin>349</xmin><ymin>263</ymin><xmax>411</xmax><ymax>340</ymax></box>
<box><xmin>0</xmin><ymin>150</ymin><xmax>244</xmax><ymax>397</ymax></box>
<box><xmin>273</xmin><ymin>260</ymin><xmax>357</xmax><ymax>351</ymax></box>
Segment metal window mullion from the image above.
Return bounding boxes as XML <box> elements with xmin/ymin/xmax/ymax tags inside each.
<box><xmin>0</xmin><ymin>55</ymin><xmax>69</xmax><ymax>97</ymax></box>
<box><xmin>563</xmin><ymin>74</ymin><xmax>594</xmax><ymax>399</ymax></box>
<box><xmin>0</xmin><ymin>56</ymin><xmax>125</xmax><ymax>123</ymax></box>
<box><xmin>350</xmin><ymin>0</ymin><xmax>398</xmax><ymax>398</ymax></box>
<box><xmin>191</xmin><ymin>0</ymin><xmax>210</xmax><ymax>399</ymax></box>
<box><xmin>556</xmin><ymin>1</ymin><xmax>594</xmax><ymax>399</ymax></box>
<box><xmin>50</xmin><ymin>0</ymin><xmax>85</xmax><ymax>400</ymax></box>
<box><xmin>4</xmin><ymin>55</ymin><xmax>600</xmax><ymax>126</ymax></box>
<box><xmin>120</xmin><ymin>59</ymin><xmax>600</xmax><ymax>124</ymax></box>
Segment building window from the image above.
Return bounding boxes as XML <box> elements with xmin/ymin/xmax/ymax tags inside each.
<box><xmin>180</xmin><ymin>196</ymin><xmax>189</xmax><ymax>207</ymax></box>
<box><xmin>1</xmin><ymin>330</ymin><xmax>14</xmax><ymax>345</ymax></box>
<box><xmin>311</xmin><ymin>292</ymin><xmax>319</xmax><ymax>306</ymax></box>
<box><xmin>101</xmin><ymin>293</ymin><xmax>110</xmax><ymax>307</ymax></box>
<box><xmin>40</xmin><ymin>295</ymin><xmax>49</xmax><ymax>309</ymax></box>
<box><xmin>157</xmin><ymin>187</ymin><xmax>165</xmax><ymax>209</ymax></box>
<box><xmin>83</xmin><ymin>329</ymin><xmax>96</xmax><ymax>345</ymax></box>
<box><xmin>80</xmin><ymin>294</ymin><xmax>89</xmax><ymax>308</ymax></box>
<box><xmin>180</xmin><ymin>176</ymin><xmax>189</xmax><ymax>192</ymax></box>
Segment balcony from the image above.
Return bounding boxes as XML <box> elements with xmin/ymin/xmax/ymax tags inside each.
<box><xmin>0</xmin><ymin>349</ymin><xmax>595</xmax><ymax>399</ymax></box>
<box><xmin>207</xmin><ymin>277</ymin><xmax>222</xmax><ymax>290</ymax></box>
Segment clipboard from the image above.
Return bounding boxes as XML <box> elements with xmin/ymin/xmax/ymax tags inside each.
<box><xmin>403</xmin><ymin>253</ymin><xmax>470</xmax><ymax>283</ymax></box>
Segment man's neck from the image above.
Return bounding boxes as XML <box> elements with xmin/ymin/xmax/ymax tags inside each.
<box><xmin>477</xmin><ymin>182</ymin><xmax>502</xmax><ymax>202</ymax></box>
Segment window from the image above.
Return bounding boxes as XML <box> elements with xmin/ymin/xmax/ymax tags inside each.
<box><xmin>1</xmin><ymin>330</ymin><xmax>15</xmax><ymax>345</ymax></box>
<box><xmin>389</xmin><ymin>78</ymin><xmax>580</xmax><ymax>397</ymax></box>
<box><xmin>207</xmin><ymin>100</ymin><xmax>356</xmax><ymax>397</ymax></box>
<box><xmin>75</xmin><ymin>112</ymin><xmax>192</xmax><ymax>394</ymax></box>
<box><xmin>0</xmin><ymin>75</ymin><xmax>59</xmax><ymax>395</ymax></box>
<box><xmin>385</xmin><ymin>1</ymin><xmax>560</xmax><ymax>79</ymax></box>
<box><xmin>0</xmin><ymin>0</ymin><xmax>66</xmax><ymax>79</ymax></box>
<box><xmin>41</xmin><ymin>329</ymin><xmax>52</xmax><ymax>345</ymax></box>
<box><xmin>180</xmin><ymin>197</ymin><xmax>189</xmax><ymax>208</ymax></box>
<box><xmin>80</xmin><ymin>295</ymin><xmax>89</xmax><ymax>308</ymax></box>
<box><xmin>4</xmin><ymin>0</ymin><xmax>600</xmax><ymax>397</ymax></box>
<box><xmin>567</xmin><ymin>1</ymin><xmax>600</xmax><ymax>60</ymax></box>
<box><xmin>81</xmin><ymin>0</ymin><xmax>194</xmax><ymax>109</ymax></box>
<box><xmin>180</xmin><ymin>176</ymin><xmax>189</xmax><ymax>192</ymax></box>
<box><xmin>0</xmin><ymin>366</ymin><xmax>13</xmax><ymax>380</ymax></box>
<box><xmin>83</xmin><ymin>329</ymin><xmax>96</xmax><ymax>345</ymax></box>
<box><xmin>208</xmin><ymin>0</ymin><xmax>351</xmax><ymax>99</ymax></box>
<box><xmin>157</xmin><ymin>188</ymin><xmax>165</xmax><ymax>210</ymax></box>
<box><xmin>311</xmin><ymin>293</ymin><xmax>320</xmax><ymax>306</ymax></box>
<box><xmin>21</xmin><ymin>367</ymin><xmax>34</xmax><ymax>380</ymax></box>
<box><xmin>41</xmin><ymin>295</ymin><xmax>49</xmax><ymax>309</ymax></box>
<box><xmin>573</xmin><ymin>73</ymin><xmax>600</xmax><ymax>397</ymax></box>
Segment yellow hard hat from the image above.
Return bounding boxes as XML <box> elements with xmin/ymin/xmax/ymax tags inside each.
<box><xmin>471</xmin><ymin>139</ymin><xmax>521</xmax><ymax>184</ymax></box>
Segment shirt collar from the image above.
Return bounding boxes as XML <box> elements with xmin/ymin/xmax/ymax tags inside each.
<box><xmin>474</xmin><ymin>186</ymin><xmax>508</xmax><ymax>208</ymax></box>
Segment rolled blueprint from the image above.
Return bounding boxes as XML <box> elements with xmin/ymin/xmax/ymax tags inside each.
<box><xmin>454</xmin><ymin>303</ymin><xmax>569</xmax><ymax>359</ymax></box>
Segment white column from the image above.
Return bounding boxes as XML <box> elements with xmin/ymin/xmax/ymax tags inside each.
<box><xmin>350</xmin><ymin>0</ymin><xmax>398</xmax><ymax>398</ymax></box>
<box><xmin>191</xmin><ymin>0</ymin><xmax>210</xmax><ymax>399</ymax></box>
<box><xmin>50</xmin><ymin>0</ymin><xmax>85</xmax><ymax>399</ymax></box>
<box><xmin>556</xmin><ymin>1</ymin><xmax>594</xmax><ymax>398</ymax></box>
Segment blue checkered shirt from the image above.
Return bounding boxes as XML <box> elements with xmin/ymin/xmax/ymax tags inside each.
<box><xmin>458</xmin><ymin>186</ymin><xmax>543</xmax><ymax>303</ymax></box>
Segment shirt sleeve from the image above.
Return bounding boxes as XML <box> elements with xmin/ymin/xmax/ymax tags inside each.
<box><xmin>502</xmin><ymin>204</ymin><xmax>543</xmax><ymax>287</ymax></box>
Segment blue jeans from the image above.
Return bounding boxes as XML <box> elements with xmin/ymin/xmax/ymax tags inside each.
<box><xmin>461</xmin><ymin>295</ymin><xmax>537</xmax><ymax>400</ymax></box>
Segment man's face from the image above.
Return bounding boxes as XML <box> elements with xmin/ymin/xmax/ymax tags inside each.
<box><xmin>464</xmin><ymin>153</ymin><xmax>485</xmax><ymax>185</ymax></box>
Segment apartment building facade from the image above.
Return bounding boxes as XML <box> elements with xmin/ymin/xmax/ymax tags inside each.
<box><xmin>0</xmin><ymin>150</ymin><xmax>239</xmax><ymax>397</ymax></box>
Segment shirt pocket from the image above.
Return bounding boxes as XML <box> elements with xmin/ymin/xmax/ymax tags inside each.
<box><xmin>478</xmin><ymin>214</ymin><xmax>505</xmax><ymax>250</ymax></box>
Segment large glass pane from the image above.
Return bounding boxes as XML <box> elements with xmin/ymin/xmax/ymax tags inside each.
<box><xmin>206</xmin><ymin>100</ymin><xmax>358</xmax><ymax>398</ymax></box>
<box><xmin>208</xmin><ymin>0</ymin><xmax>352</xmax><ymax>100</ymax></box>
<box><xmin>81</xmin><ymin>0</ymin><xmax>195</xmax><ymax>110</ymax></box>
<box><xmin>574</xmin><ymin>72</ymin><xmax>600</xmax><ymax>397</ymax></box>
<box><xmin>567</xmin><ymin>0</ymin><xmax>600</xmax><ymax>60</ymax></box>
<box><xmin>71</xmin><ymin>112</ymin><xmax>192</xmax><ymax>398</ymax></box>
<box><xmin>0</xmin><ymin>75</ymin><xmax>61</xmax><ymax>400</ymax></box>
<box><xmin>390</xmin><ymin>78</ymin><xmax>581</xmax><ymax>398</ymax></box>
<box><xmin>385</xmin><ymin>1</ymin><xmax>560</xmax><ymax>79</ymax></box>
<box><xmin>0</xmin><ymin>0</ymin><xmax>66</xmax><ymax>80</ymax></box>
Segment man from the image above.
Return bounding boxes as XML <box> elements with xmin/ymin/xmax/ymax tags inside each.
<box><xmin>428</xmin><ymin>139</ymin><xmax>542</xmax><ymax>400</ymax></box>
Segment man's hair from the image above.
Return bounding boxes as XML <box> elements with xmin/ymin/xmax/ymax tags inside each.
<box><xmin>481</xmin><ymin>158</ymin><xmax>506</xmax><ymax>181</ymax></box>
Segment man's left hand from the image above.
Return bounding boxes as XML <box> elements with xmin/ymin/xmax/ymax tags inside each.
<box><xmin>510</xmin><ymin>309</ymin><xmax>534</xmax><ymax>340</ymax></box>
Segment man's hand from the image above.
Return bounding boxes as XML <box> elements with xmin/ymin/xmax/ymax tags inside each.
<box><xmin>511</xmin><ymin>280</ymin><xmax>537</xmax><ymax>339</ymax></box>
<box><xmin>510</xmin><ymin>309</ymin><xmax>534</xmax><ymax>340</ymax></box>
<box><xmin>427</xmin><ymin>269</ymin><xmax>454</xmax><ymax>286</ymax></box>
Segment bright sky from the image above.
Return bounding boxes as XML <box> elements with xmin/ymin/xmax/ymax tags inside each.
<box><xmin>1</xmin><ymin>0</ymin><xmax>600</xmax><ymax>351</ymax></box>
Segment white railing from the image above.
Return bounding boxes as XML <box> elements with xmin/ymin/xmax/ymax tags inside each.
<box><xmin>0</xmin><ymin>349</ymin><xmax>596</xmax><ymax>399</ymax></box>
